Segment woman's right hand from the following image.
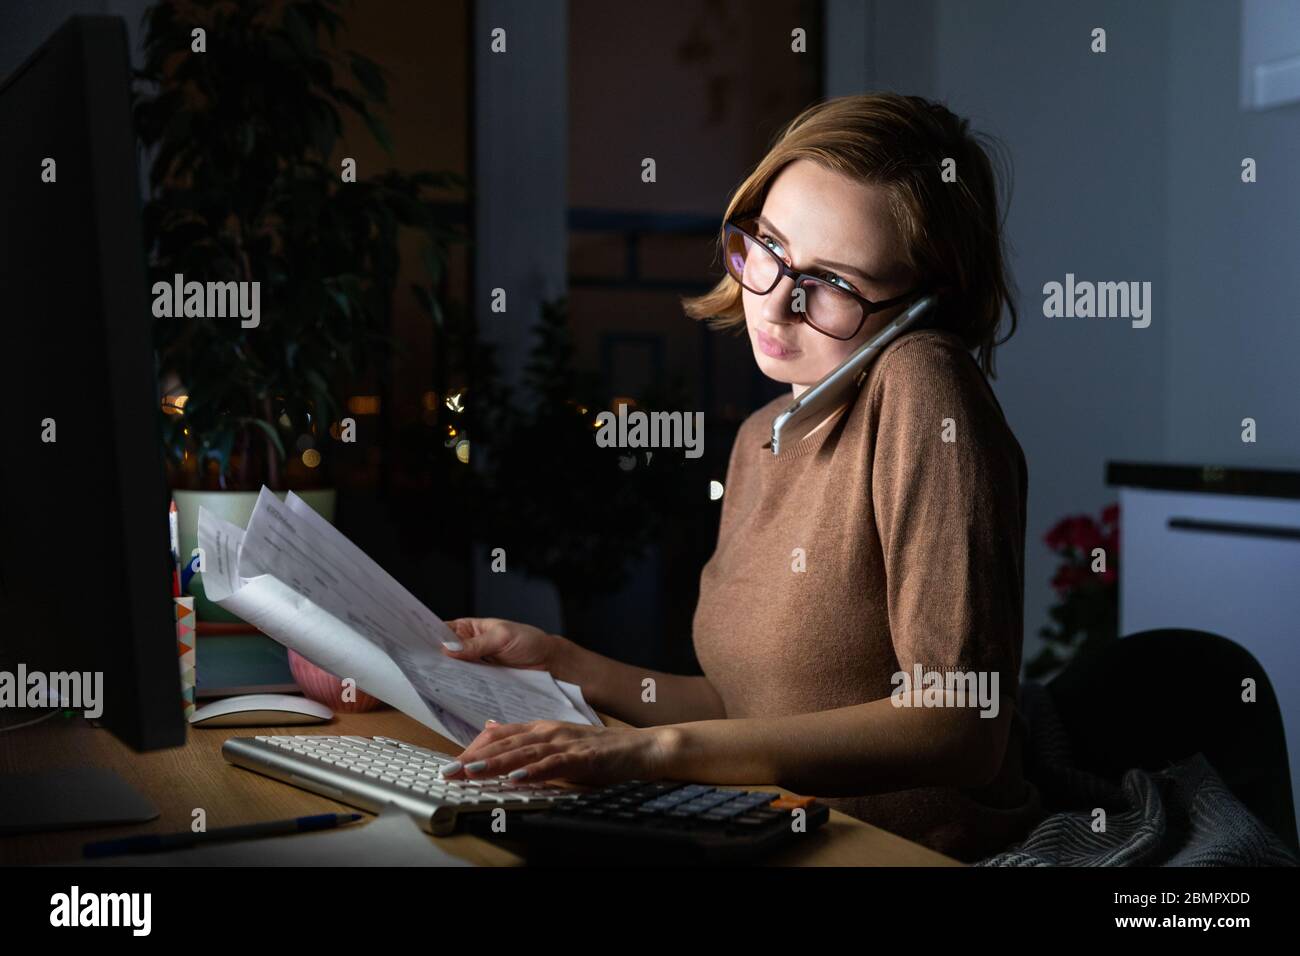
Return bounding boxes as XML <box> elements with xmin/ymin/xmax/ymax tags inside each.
<box><xmin>441</xmin><ymin>617</ymin><xmax>561</xmax><ymax>672</ymax></box>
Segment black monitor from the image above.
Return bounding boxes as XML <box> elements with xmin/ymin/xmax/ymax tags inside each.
<box><xmin>0</xmin><ymin>16</ymin><xmax>184</xmax><ymax>755</ymax></box>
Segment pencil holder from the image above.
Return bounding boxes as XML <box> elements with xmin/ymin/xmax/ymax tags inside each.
<box><xmin>175</xmin><ymin>596</ymin><xmax>196</xmax><ymax>720</ymax></box>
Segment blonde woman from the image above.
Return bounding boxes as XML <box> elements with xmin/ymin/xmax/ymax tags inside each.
<box><xmin>440</xmin><ymin>93</ymin><xmax>1042</xmax><ymax>862</ymax></box>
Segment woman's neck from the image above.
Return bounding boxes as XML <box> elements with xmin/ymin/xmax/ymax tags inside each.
<box><xmin>791</xmin><ymin>384</ymin><xmax>846</xmax><ymax>442</ymax></box>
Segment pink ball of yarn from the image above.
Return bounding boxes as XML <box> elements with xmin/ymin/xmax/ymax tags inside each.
<box><xmin>287</xmin><ymin>649</ymin><xmax>384</xmax><ymax>713</ymax></box>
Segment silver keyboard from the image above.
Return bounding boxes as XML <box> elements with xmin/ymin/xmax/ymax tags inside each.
<box><xmin>222</xmin><ymin>734</ymin><xmax>583</xmax><ymax>835</ymax></box>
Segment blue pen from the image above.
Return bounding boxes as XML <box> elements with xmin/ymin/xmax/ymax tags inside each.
<box><xmin>181</xmin><ymin>553</ymin><xmax>200</xmax><ymax>593</ymax></box>
<box><xmin>83</xmin><ymin>812</ymin><xmax>363</xmax><ymax>858</ymax></box>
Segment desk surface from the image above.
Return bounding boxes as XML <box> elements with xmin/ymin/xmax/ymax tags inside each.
<box><xmin>0</xmin><ymin>707</ymin><xmax>960</xmax><ymax>866</ymax></box>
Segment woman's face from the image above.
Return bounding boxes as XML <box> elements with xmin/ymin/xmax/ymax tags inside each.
<box><xmin>742</xmin><ymin>159</ymin><xmax>917</xmax><ymax>396</ymax></box>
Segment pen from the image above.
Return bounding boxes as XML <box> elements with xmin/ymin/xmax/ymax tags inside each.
<box><xmin>181</xmin><ymin>554</ymin><xmax>199</xmax><ymax>594</ymax></box>
<box><xmin>168</xmin><ymin>498</ymin><xmax>181</xmax><ymax>597</ymax></box>
<box><xmin>82</xmin><ymin>811</ymin><xmax>364</xmax><ymax>858</ymax></box>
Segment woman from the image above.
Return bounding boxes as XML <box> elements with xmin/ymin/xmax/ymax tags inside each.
<box><xmin>439</xmin><ymin>93</ymin><xmax>1042</xmax><ymax>862</ymax></box>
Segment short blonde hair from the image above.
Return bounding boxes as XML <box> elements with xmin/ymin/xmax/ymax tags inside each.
<box><xmin>681</xmin><ymin>93</ymin><xmax>1018</xmax><ymax>378</ymax></box>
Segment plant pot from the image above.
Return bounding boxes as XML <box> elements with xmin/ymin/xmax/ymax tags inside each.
<box><xmin>173</xmin><ymin>488</ymin><xmax>336</xmax><ymax>624</ymax></box>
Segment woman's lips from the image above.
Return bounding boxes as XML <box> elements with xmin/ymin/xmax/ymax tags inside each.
<box><xmin>756</xmin><ymin>328</ymin><xmax>800</xmax><ymax>359</ymax></box>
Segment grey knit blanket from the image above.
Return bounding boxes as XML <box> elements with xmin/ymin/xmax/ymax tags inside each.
<box><xmin>976</xmin><ymin>681</ymin><xmax>1299</xmax><ymax>866</ymax></box>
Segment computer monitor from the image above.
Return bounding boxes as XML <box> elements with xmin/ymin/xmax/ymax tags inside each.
<box><xmin>0</xmin><ymin>16</ymin><xmax>184</xmax><ymax>754</ymax></box>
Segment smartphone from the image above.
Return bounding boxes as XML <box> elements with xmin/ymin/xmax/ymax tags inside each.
<box><xmin>770</xmin><ymin>294</ymin><xmax>936</xmax><ymax>456</ymax></box>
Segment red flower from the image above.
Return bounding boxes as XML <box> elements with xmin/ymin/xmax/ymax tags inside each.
<box><xmin>1046</xmin><ymin>515</ymin><xmax>1102</xmax><ymax>554</ymax></box>
<box><xmin>1044</xmin><ymin>516</ymin><xmax>1077</xmax><ymax>551</ymax></box>
<box><xmin>1068</xmin><ymin>516</ymin><xmax>1104</xmax><ymax>554</ymax></box>
<box><xmin>1046</xmin><ymin>507</ymin><xmax>1120</xmax><ymax>558</ymax></box>
<box><xmin>1050</xmin><ymin>564</ymin><xmax>1089</xmax><ymax>595</ymax></box>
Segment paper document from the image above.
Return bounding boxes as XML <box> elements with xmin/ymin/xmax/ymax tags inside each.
<box><xmin>197</xmin><ymin>487</ymin><xmax>598</xmax><ymax>747</ymax></box>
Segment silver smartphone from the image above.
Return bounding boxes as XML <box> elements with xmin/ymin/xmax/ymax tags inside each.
<box><xmin>770</xmin><ymin>294</ymin><xmax>936</xmax><ymax>455</ymax></box>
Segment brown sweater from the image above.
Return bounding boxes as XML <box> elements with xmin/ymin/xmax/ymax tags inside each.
<box><xmin>692</xmin><ymin>329</ymin><xmax>1043</xmax><ymax>862</ymax></box>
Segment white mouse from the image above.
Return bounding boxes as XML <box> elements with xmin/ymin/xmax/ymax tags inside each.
<box><xmin>189</xmin><ymin>693</ymin><xmax>334</xmax><ymax>728</ymax></box>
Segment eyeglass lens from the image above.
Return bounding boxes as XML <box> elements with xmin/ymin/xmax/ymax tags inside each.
<box><xmin>723</xmin><ymin>225</ymin><xmax>863</xmax><ymax>338</ymax></box>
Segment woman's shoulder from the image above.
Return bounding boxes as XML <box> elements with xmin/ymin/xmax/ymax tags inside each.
<box><xmin>858</xmin><ymin>328</ymin><xmax>1024</xmax><ymax>477</ymax></box>
<box><xmin>873</xmin><ymin>327</ymin><xmax>978</xmax><ymax>376</ymax></box>
<box><xmin>863</xmin><ymin>328</ymin><xmax>1001</xmax><ymax>412</ymax></box>
<box><xmin>729</xmin><ymin>328</ymin><xmax>1012</xmax><ymax>451</ymax></box>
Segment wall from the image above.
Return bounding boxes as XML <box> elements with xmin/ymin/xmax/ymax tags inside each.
<box><xmin>0</xmin><ymin>0</ymin><xmax>149</xmax><ymax>75</ymax></box>
<box><xmin>1165</xmin><ymin>0</ymin><xmax>1300</xmax><ymax>467</ymax></box>
<box><xmin>828</xmin><ymin>0</ymin><xmax>1174</xmax><ymax>664</ymax></box>
<box><xmin>472</xmin><ymin>0</ymin><xmax>571</xmax><ymax>633</ymax></box>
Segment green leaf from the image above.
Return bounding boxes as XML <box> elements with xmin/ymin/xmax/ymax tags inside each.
<box><xmin>348</xmin><ymin>52</ymin><xmax>387</xmax><ymax>101</ymax></box>
<box><xmin>239</xmin><ymin>417</ymin><xmax>287</xmax><ymax>462</ymax></box>
<box><xmin>280</xmin><ymin>5</ymin><xmax>319</xmax><ymax>57</ymax></box>
<box><xmin>421</xmin><ymin>242</ymin><xmax>445</xmax><ymax>285</ymax></box>
<box><xmin>361</xmin><ymin>111</ymin><xmax>395</xmax><ymax>156</ymax></box>
<box><xmin>325</xmin><ymin>285</ymin><xmax>354</xmax><ymax>320</ymax></box>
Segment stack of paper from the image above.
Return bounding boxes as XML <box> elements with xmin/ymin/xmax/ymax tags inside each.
<box><xmin>197</xmin><ymin>487</ymin><xmax>600</xmax><ymax>747</ymax></box>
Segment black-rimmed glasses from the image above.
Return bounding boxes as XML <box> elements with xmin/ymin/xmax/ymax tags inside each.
<box><xmin>722</xmin><ymin>218</ymin><xmax>923</xmax><ymax>340</ymax></box>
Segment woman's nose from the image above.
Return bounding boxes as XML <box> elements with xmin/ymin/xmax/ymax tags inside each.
<box><xmin>759</xmin><ymin>276</ymin><xmax>801</xmax><ymax>325</ymax></box>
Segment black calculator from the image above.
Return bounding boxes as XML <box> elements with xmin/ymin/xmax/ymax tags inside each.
<box><xmin>459</xmin><ymin>780</ymin><xmax>830</xmax><ymax>865</ymax></box>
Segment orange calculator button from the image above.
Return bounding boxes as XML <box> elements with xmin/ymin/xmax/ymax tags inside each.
<box><xmin>770</xmin><ymin>795</ymin><xmax>817</xmax><ymax>811</ymax></box>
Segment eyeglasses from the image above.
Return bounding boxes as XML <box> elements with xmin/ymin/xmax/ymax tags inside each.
<box><xmin>721</xmin><ymin>218</ymin><xmax>923</xmax><ymax>340</ymax></box>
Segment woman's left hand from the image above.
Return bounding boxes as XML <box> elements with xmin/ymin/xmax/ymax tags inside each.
<box><xmin>440</xmin><ymin>720</ymin><xmax>677</xmax><ymax>786</ymax></box>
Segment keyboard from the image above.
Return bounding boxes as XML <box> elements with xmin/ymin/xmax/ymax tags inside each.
<box><xmin>221</xmin><ymin>734</ymin><xmax>582</xmax><ymax>835</ymax></box>
<box><xmin>459</xmin><ymin>779</ymin><xmax>830</xmax><ymax>865</ymax></box>
<box><xmin>224</xmin><ymin>734</ymin><xmax>831</xmax><ymax>863</ymax></box>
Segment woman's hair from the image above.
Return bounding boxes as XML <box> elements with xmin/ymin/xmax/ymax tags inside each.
<box><xmin>681</xmin><ymin>93</ymin><xmax>1018</xmax><ymax>378</ymax></box>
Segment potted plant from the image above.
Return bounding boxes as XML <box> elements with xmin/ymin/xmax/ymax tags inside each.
<box><xmin>475</xmin><ymin>296</ymin><xmax>712</xmax><ymax>653</ymax></box>
<box><xmin>133</xmin><ymin>0</ymin><xmax>467</xmax><ymax>622</ymax></box>
<box><xmin>1027</xmin><ymin>503</ymin><xmax>1120</xmax><ymax>679</ymax></box>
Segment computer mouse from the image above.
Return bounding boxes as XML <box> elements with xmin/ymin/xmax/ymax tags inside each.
<box><xmin>189</xmin><ymin>693</ymin><xmax>334</xmax><ymax>728</ymax></box>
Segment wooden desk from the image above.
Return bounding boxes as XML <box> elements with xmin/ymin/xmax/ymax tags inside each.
<box><xmin>0</xmin><ymin>708</ymin><xmax>960</xmax><ymax>866</ymax></box>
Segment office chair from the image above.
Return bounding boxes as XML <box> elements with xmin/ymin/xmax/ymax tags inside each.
<box><xmin>1044</xmin><ymin>628</ymin><xmax>1299</xmax><ymax>855</ymax></box>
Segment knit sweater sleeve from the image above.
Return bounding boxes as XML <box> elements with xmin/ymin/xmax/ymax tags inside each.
<box><xmin>867</xmin><ymin>335</ymin><xmax>1026</xmax><ymax>687</ymax></box>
